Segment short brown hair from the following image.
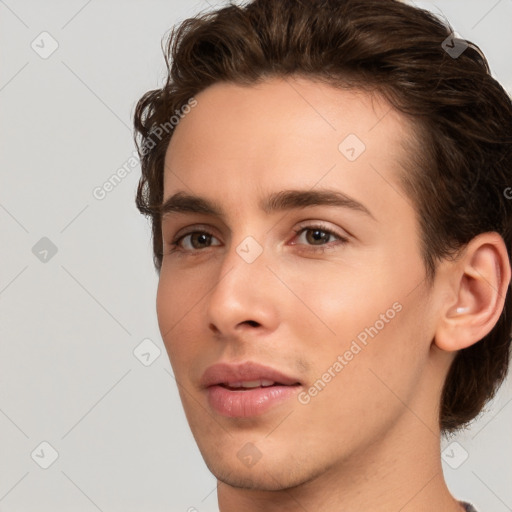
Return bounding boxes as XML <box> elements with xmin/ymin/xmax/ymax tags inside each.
<box><xmin>133</xmin><ymin>0</ymin><xmax>512</xmax><ymax>433</ymax></box>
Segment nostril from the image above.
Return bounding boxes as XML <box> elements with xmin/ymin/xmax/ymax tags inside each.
<box><xmin>245</xmin><ymin>320</ymin><xmax>259</xmax><ymax>327</ymax></box>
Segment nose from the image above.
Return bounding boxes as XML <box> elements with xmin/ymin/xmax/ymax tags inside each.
<box><xmin>205</xmin><ymin>239</ymin><xmax>281</xmax><ymax>339</ymax></box>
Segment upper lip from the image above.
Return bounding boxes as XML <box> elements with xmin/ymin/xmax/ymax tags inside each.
<box><xmin>200</xmin><ymin>361</ymin><xmax>301</xmax><ymax>388</ymax></box>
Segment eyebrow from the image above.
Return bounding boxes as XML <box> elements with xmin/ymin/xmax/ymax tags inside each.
<box><xmin>159</xmin><ymin>188</ymin><xmax>375</xmax><ymax>221</ymax></box>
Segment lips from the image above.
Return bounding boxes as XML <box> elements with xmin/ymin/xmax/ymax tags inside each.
<box><xmin>201</xmin><ymin>361</ymin><xmax>301</xmax><ymax>388</ymax></box>
<box><xmin>201</xmin><ymin>361</ymin><xmax>302</xmax><ymax>417</ymax></box>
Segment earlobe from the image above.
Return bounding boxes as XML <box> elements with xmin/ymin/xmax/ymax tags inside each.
<box><xmin>434</xmin><ymin>232</ymin><xmax>511</xmax><ymax>353</ymax></box>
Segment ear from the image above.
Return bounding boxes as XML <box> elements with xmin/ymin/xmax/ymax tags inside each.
<box><xmin>434</xmin><ymin>232</ymin><xmax>511</xmax><ymax>352</ymax></box>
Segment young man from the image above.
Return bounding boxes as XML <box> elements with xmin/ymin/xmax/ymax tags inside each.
<box><xmin>133</xmin><ymin>1</ymin><xmax>512</xmax><ymax>510</ymax></box>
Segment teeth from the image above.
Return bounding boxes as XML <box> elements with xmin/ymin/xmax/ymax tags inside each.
<box><xmin>240</xmin><ymin>380</ymin><xmax>262</xmax><ymax>389</ymax></box>
<box><xmin>226</xmin><ymin>380</ymin><xmax>276</xmax><ymax>389</ymax></box>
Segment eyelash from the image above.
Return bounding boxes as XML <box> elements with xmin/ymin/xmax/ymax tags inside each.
<box><xmin>167</xmin><ymin>223</ymin><xmax>349</xmax><ymax>255</ymax></box>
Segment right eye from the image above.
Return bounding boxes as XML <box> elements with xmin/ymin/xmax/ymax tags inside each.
<box><xmin>168</xmin><ymin>229</ymin><xmax>222</xmax><ymax>253</ymax></box>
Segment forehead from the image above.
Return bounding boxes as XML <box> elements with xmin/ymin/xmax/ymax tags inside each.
<box><xmin>162</xmin><ymin>76</ymin><xmax>415</xmax><ymax>216</ymax></box>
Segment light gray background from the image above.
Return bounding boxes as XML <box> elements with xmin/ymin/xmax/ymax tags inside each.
<box><xmin>0</xmin><ymin>1</ymin><xmax>511</xmax><ymax>511</ymax></box>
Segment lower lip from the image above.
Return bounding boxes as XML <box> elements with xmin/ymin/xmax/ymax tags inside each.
<box><xmin>206</xmin><ymin>384</ymin><xmax>300</xmax><ymax>417</ymax></box>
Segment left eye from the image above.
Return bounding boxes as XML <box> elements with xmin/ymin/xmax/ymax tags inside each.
<box><xmin>291</xmin><ymin>224</ymin><xmax>348</xmax><ymax>250</ymax></box>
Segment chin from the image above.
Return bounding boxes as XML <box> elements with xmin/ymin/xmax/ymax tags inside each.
<box><xmin>206</xmin><ymin>461</ymin><xmax>305</xmax><ymax>491</ymax></box>
<box><xmin>198</xmin><ymin>444</ymin><xmax>325</xmax><ymax>492</ymax></box>
<box><xmin>211</xmin><ymin>467</ymin><xmax>287</xmax><ymax>491</ymax></box>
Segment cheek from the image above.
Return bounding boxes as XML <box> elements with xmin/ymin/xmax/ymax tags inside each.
<box><xmin>156</xmin><ymin>260</ymin><xmax>209</xmax><ymax>330</ymax></box>
<box><xmin>156</xmin><ymin>271</ymin><xmax>197</xmax><ymax>369</ymax></box>
<box><xmin>289</xmin><ymin>260</ymin><xmax>427</xmax><ymax>406</ymax></box>
<box><xmin>156</xmin><ymin>274</ymin><xmax>175</xmax><ymax>342</ymax></box>
<box><xmin>292</xmin><ymin>304</ymin><xmax>425</xmax><ymax>454</ymax></box>
<box><xmin>285</xmin><ymin>260</ymin><xmax>398</xmax><ymax>347</ymax></box>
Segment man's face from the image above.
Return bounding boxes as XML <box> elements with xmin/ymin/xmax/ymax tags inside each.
<box><xmin>156</xmin><ymin>77</ymin><xmax>446</xmax><ymax>490</ymax></box>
